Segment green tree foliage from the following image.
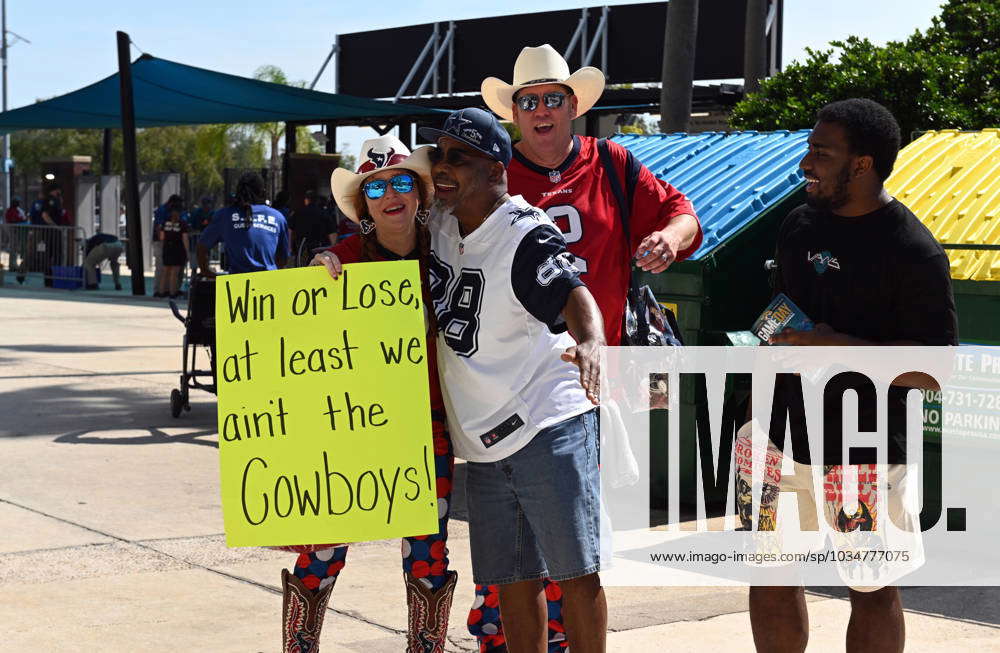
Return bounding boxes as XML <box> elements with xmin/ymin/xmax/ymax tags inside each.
<box><xmin>500</xmin><ymin>121</ymin><xmax>522</xmax><ymax>143</ymax></box>
<box><xmin>11</xmin><ymin>125</ymin><xmax>265</xmax><ymax>201</ymax></box>
<box><xmin>250</xmin><ymin>66</ymin><xmax>322</xmax><ymax>169</ymax></box>
<box><xmin>137</xmin><ymin>125</ymin><xmax>266</xmax><ymax>199</ymax></box>
<box><xmin>730</xmin><ymin>0</ymin><xmax>1000</xmax><ymax>140</ymax></box>
<box><xmin>11</xmin><ymin>129</ymin><xmax>103</xmax><ymax>177</ymax></box>
<box><xmin>338</xmin><ymin>152</ymin><xmax>356</xmax><ymax>170</ymax></box>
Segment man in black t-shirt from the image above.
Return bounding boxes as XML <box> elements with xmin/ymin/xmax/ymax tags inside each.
<box><xmin>749</xmin><ymin>99</ymin><xmax>958</xmax><ymax>653</ymax></box>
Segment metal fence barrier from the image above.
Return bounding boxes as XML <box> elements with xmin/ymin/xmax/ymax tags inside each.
<box><xmin>0</xmin><ymin>223</ymin><xmax>89</xmax><ymax>286</ymax></box>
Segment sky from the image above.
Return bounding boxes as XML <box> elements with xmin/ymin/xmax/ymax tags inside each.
<box><xmin>3</xmin><ymin>0</ymin><xmax>946</xmax><ymax>156</ymax></box>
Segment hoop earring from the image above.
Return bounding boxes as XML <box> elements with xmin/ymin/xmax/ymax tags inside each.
<box><xmin>415</xmin><ymin>208</ymin><xmax>430</xmax><ymax>225</ymax></box>
<box><xmin>359</xmin><ymin>217</ymin><xmax>375</xmax><ymax>235</ymax></box>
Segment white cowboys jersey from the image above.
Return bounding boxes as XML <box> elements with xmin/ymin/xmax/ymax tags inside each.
<box><xmin>428</xmin><ymin>195</ymin><xmax>594</xmax><ymax>462</ymax></box>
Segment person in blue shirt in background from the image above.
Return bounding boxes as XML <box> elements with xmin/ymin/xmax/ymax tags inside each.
<box><xmin>196</xmin><ymin>172</ymin><xmax>289</xmax><ymax>276</ymax></box>
<box><xmin>28</xmin><ymin>190</ymin><xmax>45</xmax><ymax>224</ymax></box>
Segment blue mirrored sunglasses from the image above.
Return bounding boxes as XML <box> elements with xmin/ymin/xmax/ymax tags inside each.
<box><xmin>362</xmin><ymin>173</ymin><xmax>415</xmax><ymax>200</ymax></box>
<box><xmin>515</xmin><ymin>91</ymin><xmax>571</xmax><ymax>112</ymax></box>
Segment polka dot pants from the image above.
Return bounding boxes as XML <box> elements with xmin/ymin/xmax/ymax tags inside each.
<box><xmin>469</xmin><ymin>579</ymin><xmax>567</xmax><ymax>652</ymax></box>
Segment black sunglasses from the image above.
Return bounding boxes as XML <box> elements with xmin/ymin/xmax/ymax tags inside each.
<box><xmin>515</xmin><ymin>91</ymin><xmax>572</xmax><ymax>112</ymax></box>
<box><xmin>428</xmin><ymin>144</ymin><xmax>495</xmax><ymax>167</ymax></box>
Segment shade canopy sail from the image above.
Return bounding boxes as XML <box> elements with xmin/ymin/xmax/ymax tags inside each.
<box><xmin>0</xmin><ymin>54</ymin><xmax>441</xmax><ymax>133</ymax></box>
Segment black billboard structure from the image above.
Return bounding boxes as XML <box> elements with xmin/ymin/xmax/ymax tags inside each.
<box><xmin>313</xmin><ymin>1</ymin><xmax>783</xmax><ymax>141</ymax></box>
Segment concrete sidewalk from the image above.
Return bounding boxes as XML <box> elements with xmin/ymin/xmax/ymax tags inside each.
<box><xmin>0</xmin><ymin>284</ymin><xmax>997</xmax><ymax>652</ymax></box>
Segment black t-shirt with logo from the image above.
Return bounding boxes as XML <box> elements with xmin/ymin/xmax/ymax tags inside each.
<box><xmin>772</xmin><ymin>199</ymin><xmax>958</xmax><ymax>464</ymax></box>
<box><xmin>162</xmin><ymin>218</ymin><xmax>189</xmax><ymax>245</ymax></box>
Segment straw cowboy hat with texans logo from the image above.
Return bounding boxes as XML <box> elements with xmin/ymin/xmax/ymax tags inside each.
<box><xmin>481</xmin><ymin>43</ymin><xmax>606</xmax><ymax>122</ymax></box>
<box><xmin>330</xmin><ymin>135</ymin><xmax>434</xmax><ymax>223</ymax></box>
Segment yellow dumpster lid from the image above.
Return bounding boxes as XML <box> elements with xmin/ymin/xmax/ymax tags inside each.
<box><xmin>885</xmin><ymin>129</ymin><xmax>1000</xmax><ymax>281</ymax></box>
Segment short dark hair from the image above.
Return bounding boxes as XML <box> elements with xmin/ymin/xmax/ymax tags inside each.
<box><xmin>816</xmin><ymin>99</ymin><xmax>901</xmax><ymax>182</ymax></box>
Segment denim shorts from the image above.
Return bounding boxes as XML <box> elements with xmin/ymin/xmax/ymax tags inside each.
<box><xmin>465</xmin><ymin>408</ymin><xmax>601</xmax><ymax>585</ymax></box>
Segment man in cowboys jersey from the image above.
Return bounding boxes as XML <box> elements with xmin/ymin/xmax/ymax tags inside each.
<box><xmin>472</xmin><ymin>44</ymin><xmax>703</xmax><ymax>653</ymax></box>
<box><xmin>419</xmin><ymin>108</ymin><xmax>608</xmax><ymax>653</ymax></box>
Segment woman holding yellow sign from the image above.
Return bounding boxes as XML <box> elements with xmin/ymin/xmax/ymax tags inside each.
<box><xmin>273</xmin><ymin>136</ymin><xmax>455</xmax><ymax>653</ymax></box>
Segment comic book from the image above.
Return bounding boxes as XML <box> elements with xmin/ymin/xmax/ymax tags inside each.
<box><xmin>751</xmin><ymin>293</ymin><xmax>814</xmax><ymax>343</ymax></box>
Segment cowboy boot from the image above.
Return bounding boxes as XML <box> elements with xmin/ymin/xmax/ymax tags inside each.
<box><xmin>282</xmin><ymin>568</ymin><xmax>335</xmax><ymax>653</ymax></box>
<box><xmin>406</xmin><ymin>569</ymin><xmax>458</xmax><ymax>653</ymax></box>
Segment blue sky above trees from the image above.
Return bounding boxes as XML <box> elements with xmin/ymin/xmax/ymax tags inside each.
<box><xmin>6</xmin><ymin>0</ymin><xmax>945</xmax><ymax>155</ymax></box>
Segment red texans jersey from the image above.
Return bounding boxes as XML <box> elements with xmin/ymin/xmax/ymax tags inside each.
<box><xmin>507</xmin><ymin>135</ymin><xmax>701</xmax><ymax>345</ymax></box>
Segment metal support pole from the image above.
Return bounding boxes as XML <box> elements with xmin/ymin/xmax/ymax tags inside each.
<box><xmin>102</xmin><ymin>129</ymin><xmax>113</xmax><ymax>175</ymax></box>
<box><xmin>116</xmin><ymin>31</ymin><xmax>145</xmax><ymax>295</ymax></box>
<box><xmin>659</xmin><ymin>0</ymin><xmax>699</xmax><ymax>133</ymax></box>
<box><xmin>768</xmin><ymin>0</ymin><xmax>780</xmax><ymax>75</ymax></box>
<box><xmin>332</xmin><ymin>35</ymin><xmax>340</xmax><ymax>93</ymax></box>
<box><xmin>432</xmin><ymin>22</ymin><xmax>439</xmax><ymax>97</ymax></box>
<box><xmin>394</xmin><ymin>28</ymin><xmax>437</xmax><ymax>101</ymax></box>
<box><xmin>285</xmin><ymin>122</ymin><xmax>297</xmax><ymax>155</ymax></box>
<box><xmin>583</xmin><ymin>7</ymin><xmax>608</xmax><ymax>67</ymax></box>
<box><xmin>581</xmin><ymin>8</ymin><xmax>589</xmax><ymax>67</ymax></box>
<box><xmin>398</xmin><ymin>121</ymin><xmax>413</xmax><ymax>150</ymax></box>
<box><xmin>282</xmin><ymin>123</ymin><xmax>297</xmax><ymax>194</ymax></box>
<box><xmin>324</xmin><ymin>122</ymin><xmax>337</xmax><ymax>154</ymax></box>
<box><xmin>743</xmin><ymin>0</ymin><xmax>768</xmax><ymax>94</ymax></box>
<box><xmin>310</xmin><ymin>42</ymin><xmax>339</xmax><ymax>90</ymax></box>
<box><xmin>601</xmin><ymin>6</ymin><xmax>609</xmax><ymax>76</ymax></box>
<box><xmin>564</xmin><ymin>9</ymin><xmax>587</xmax><ymax>62</ymax></box>
<box><xmin>415</xmin><ymin>24</ymin><xmax>455</xmax><ymax>98</ymax></box>
<box><xmin>447</xmin><ymin>22</ymin><xmax>454</xmax><ymax>95</ymax></box>
<box><xmin>2</xmin><ymin>0</ymin><xmax>9</xmax><ymax>212</ymax></box>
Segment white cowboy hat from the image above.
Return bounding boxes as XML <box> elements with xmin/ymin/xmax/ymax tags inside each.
<box><xmin>481</xmin><ymin>44</ymin><xmax>606</xmax><ymax>122</ymax></box>
<box><xmin>330</xmin><ymin>135</ymin><xmax>434</xmax><ymax>223</ymax></box>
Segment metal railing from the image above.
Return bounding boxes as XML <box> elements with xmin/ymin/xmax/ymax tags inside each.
<box><xmin>0</xmin><ymin>223</ymin><xmax>89</xmax><ymax>286</ymax></box>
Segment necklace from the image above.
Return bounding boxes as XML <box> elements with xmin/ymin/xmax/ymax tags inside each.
<box><xmin>458</xmin><ymin>194</ymin><xmax>509</xmax><ymax>254</ymax></box>
<box><xmin>488</xmin><ymin>194</ymin><xmax>510</xmax><ymax>215</ymax></box>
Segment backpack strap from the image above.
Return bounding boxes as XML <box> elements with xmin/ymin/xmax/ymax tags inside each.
<box><xmin>599</xmin><ymin>137</ymin><xmax>648</xmax><ymax>343</ymax></box>
<box><xmin>597</xmin><ymin>137</ymin><xmax>631</xmax><ymax>248</ymax></box>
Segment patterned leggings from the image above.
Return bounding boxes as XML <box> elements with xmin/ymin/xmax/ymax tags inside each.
<box><xmin>286</xmin><ymin>418</ymin><xmax>568</xmax><ymax>651</ymax></box>
<box><xmin>469</xmin><ymin>580</ymin><xmax>567</xmax><ymax>652</ymax></box>
<box><xmin>291</xmin><ymin>420</ymin><xmax>454</xmax><ymax>592</ymax></box>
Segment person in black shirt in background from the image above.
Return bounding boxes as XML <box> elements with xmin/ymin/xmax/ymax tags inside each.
<box><xmin>159</xmin><ymin>207</ymin><xmax>190</xmax><ymax>298</ymax></box>
<box><xmin>750</xmin><ymin>99</ymin><xmax>958</xmax><ymax>653</ymax></box>
<box><xmin>288</xmin><ymin>190</ymin><xmax>336</xmax><ymax>265</ymax></box>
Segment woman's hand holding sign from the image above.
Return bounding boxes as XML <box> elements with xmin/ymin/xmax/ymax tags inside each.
<box><xmin>311</xmin><ymin>250</ymin><xmax>344</xmax><ymax>280</ymax></box>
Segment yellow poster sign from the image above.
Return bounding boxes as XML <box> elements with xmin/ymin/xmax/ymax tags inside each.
<box><xmin>214</xmin><ymin>261</ymin><xmax>437</xmax><ymax>547</ymax></box>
